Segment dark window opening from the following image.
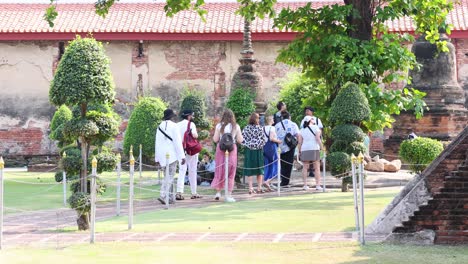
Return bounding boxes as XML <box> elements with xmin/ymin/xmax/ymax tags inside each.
<box><xmin>58</xmin><ymin>42</ymin><xmax>65</xmax><ymax>60</ymax></box>
<box><xmin>138</xmin><ymin>41</ymin><xmax>144</xmax><ymax>58</ymax></box>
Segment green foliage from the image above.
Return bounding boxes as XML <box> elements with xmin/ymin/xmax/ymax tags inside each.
<box><xmin>61</xmin><ymin>147</ymin><xmax>82</xmax><ymax>177</ymax></box>
<box><xmin>346</xmin><ymin>142</ymin><xmax>367</xmax><ymax>156</ymax></box>
<box><xmin>63</xmin><ymin>118</ymin><xmax>99</xmax><ymax>139</ymax></box>
<box><xmin>329</xmin><ymin>82</ymin><xmax>370</xmax><ymax>126</ymax></box>
<box><xmin>93</xmin><ymin>151</ymin><xmax>118</xmax><ymax>174</ymax></box>
<box><xmin>54</xmin><ymin>171</ymin><xmax>79</xmax><ymax>183</ymax></box>
<box><xmin>123</xmin><ymin>97</ymin><xmax>167</xmax><ymax>159</ymax></box>
<box><xmin>327</xmin><ymin>152</ymin><xmax>351</xmax><ymax>177</ymax></box>
<box><xmin>49</xmin><ymin>105</ymin><xmax>73</xmax><ymax>147</ymax></box>
<box><xmin>86</xmin><ymin>110</ymin><xmax>120</xmax><ymax>146</ymax></box>
<box><xmin>399</xmin><ymin>137</ymin><xmax>443</xmax><ymax>174</ymax></box>
<box><xmin>50</xmin><ymin>36</ymin><xmax>115</xmax><ymax>107</ymax></box>
<box><xmin>226</xmin><ymin>88</ymin><xmax>256</xmax><ymax>129</ymax></box>
<box><xmin>70</xmin><ymin>177</ymin><xmax>106</xmax><ymax>195</ymax></box>
<box><xmin>68</xmin><ymin>192</ymin><xmax>90</xmax><ymax>214</ymax></box>
<box><xmin>331</xmin><ymin>124</ymin><xmax>365</xmax><ymax>143</ymax></box>
<box><xmin>180</xmin><ymin>88</ymin><xmax>212</xmax><ymax>140</ymax></box>
<box><xmin>329</xmin><ymin>140</ymin><xmax>348</xmax><ymax>153</ymax></box>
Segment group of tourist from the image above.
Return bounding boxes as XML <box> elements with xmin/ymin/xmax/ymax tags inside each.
<box><xmin>154</xmin><ymin>102</ymin><xmax>324</xmax><ymax>204</ymax></box>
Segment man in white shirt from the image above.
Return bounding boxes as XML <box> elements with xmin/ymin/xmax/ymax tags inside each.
<box><xmin>275</xmin><ymin>111</ymin><xmax>300</xmax><ymax>186</ymax></box>
<box><xmin>176</xmin><ymin>110</ymin><xmax>201</xmax><ymax>200</ymax></box>
<box><xmin>155</xmin><ymin>109</ymin><xmax>186</xmax><ymax>205</ymax></box>
<box><xmin>300</xmin><ymin>106</ymin><xmax>323</xmax><ymax>129</ymax></box>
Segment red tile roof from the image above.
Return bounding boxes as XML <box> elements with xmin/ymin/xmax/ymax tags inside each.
<box><xmin>0</xmin><ymin>1</ymin><xmax>466</xmax><ymax>39</ymax></box>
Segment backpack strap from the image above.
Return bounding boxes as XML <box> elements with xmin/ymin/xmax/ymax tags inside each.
<box><xmin>263</xmin><ymin>127</ymin><xmax>270</xmax><ymax>138</ymax></box>
<box><xmin>186</xmin><ymin>120</ymin><xmax>191</xmax><ymax>133</ymax></box>
<box><xmin>158</xmin><ymin>126</ymin><xmax>173</xmax><ymax>141</ymax></box>
<box><xmin>307</xmin><ymin>126</ymin><xmax>316</xmax><ymax>136</ymax></box>
<box><xmin>280</xmin><ymin>120</ymin><xmax>287</xmax><ymax>131</ymax></box>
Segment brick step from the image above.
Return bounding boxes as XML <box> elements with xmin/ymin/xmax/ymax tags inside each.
<box><xmin>444</xmin><ymin>176</ymin><xmax>468</xmax><ymax>182</ymax></box>
<box><xmin>413</xmin><ymin>208</ymin><xmax>468</xmax><ymax>216</ymax></box>
<box><xmin>436</xmin><ymin>236</ymin><xmax>468</xmax><ymax>244</ymax></box>
<box><xmin>433</xmin><ymin>193</ymin><xmax>468</xmax><ymax>199</ymax></box>
<box><xmin>443</xmin><ymin>182</ymin><xmax>468</xmax><ymax>188</ymax></box>
<box><xmin>457</xmin><ymin>165</ymin><xmax>468</xmax><ymax>171</ymax></box>
<box><xmin>410</xmin><ymin>215</ymin><xmax>468</xmax><ymax>222</ymax></box>
<box><xmin>450</xmin><ymin>171</ymin><xmax>468</xmax><ymax>177</ymax></box>
<box><xmin>437</xmin><ymin>188</ymin><xmax>468</xmax><ymax>193</ymax></box>
<box><xmin>398</xmin><ymin>223</ymin><xmax>466</xmax><ymax>232</ymax></box>
<box><xmin>436</xmin><ymin>230</ymin><xmax>468</xmax><ymax>237</ymax></box>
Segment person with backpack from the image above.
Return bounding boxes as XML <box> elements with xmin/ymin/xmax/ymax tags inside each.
<box><xmin>155</xmin><ymin>109</ymin><xmax>186</xmax><ymax>205</ymax></box>
<box><xmin>176</xmin><ymin>109</ymin><xmax>202</xmax><ymax>200</ymax></box>
<box><xmin>242</xmin><ymin>113</ymin><xmax>267</xmax><ymax>194</ymax></box>
<box><xmin>300</xmin><ymin>106</ymin><xmax>323</xmax><ymax>130</ymax></box>
<box><xmin>263</xmin><ymin>115</ymin><xmax>282</xmax><ymax>191</ymax></box>
<box><xmin>211</xmin><ymin>109</ymin><xmax>243</xmax><ymax>202</ymax></box>
<box><xmin>297</xmin><ymin>116</ymin><xmax>324</xmax><ymax>191</ymax></box>
<box><xmin>274</xmin><ymin>110</ymin><xmax>300</xmax><ymax>187</ymax></box>
<box><xmin>273</xmin><ymin>101</ymin><xmax>286</xmax><ymax>126</ymax></box>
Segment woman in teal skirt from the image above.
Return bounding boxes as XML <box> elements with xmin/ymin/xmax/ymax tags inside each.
<box><xmin>242</xmin><ymin>113</ymin><xmax>266</xmax><ymax>194</ymax></box>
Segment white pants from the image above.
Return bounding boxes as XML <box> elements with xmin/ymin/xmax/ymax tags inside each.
<box><xmin>161</xmin><ymin>161</ymin><xmax>177</xmax><ymax>202</ymax></box>
<box><xmin>177</xmin><ymin>153</ymin><xmax>199</xmax><ymax>194</ymax></box>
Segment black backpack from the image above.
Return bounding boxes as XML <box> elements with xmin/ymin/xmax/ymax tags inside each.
<box><xmin>280</xmin><ymin>121</ymin><xmax>298</xmax><ymax>149</ymax></box>
<box><xmin>219</xmin><ymin>133</ymin><xmax>234</xmax><ymax>152</ymax></box>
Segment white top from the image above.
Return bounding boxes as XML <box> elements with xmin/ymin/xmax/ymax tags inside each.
<box><xmin>275</xmin><ymin>119</ymin><xmax>300</xmax><ymax>153</ymax></box>
<box><xmin>300</xmin><ymin>125</ymin><xmax>321</xmax><ymax>151</ymax></box>
<box><xmin>263</xmin><ymin>125</ymin><xmax>277</xmax><ymax>142</ymax></box>
<box><xmin>300</xmin><ymin>115</ymin><xmax>323</xmax><ymax>129</ymax></box>
<box><xmin>216</xmin><ymin>123</ymin><xmax>241</xmax><ymax>138</ymax></box>
<box><xmin>155</xmin><ymin>120</ymin><xmax>185</xmax><ymax>166</ymax></box>
<box><xmin>177</xmin><ymin>119</ymin><xmax>198</xmax><ymax>139</ymax></box>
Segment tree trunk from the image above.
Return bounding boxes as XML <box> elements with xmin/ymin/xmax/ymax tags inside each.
<box><xmin>77</xmin><ymin>213</ymin><xmax>89</xmax><ymax>231</ymax></box>
<box><xmin>344</xmin><ymin>0</ymin><xmax>373</xmax><ymax>41</ymax></box>
<box><xmin>341</xmin><ymin>179</ymin><xmax>349</xmax><ymax>192</ymax></box>
<box><xmin>80</xmin><ymin>138</ymin><xmax>88</xmax><ymax>193</ymax></box>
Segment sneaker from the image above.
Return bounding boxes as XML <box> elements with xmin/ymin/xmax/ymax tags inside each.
<box><xmin>214</xmin><ymin>192</ymin><xmax>221</xmax><ymax>201</ymax></box>
<box><xmin>225</xmin><ymin>197</ymin><xmax>236</xmax><ymax>203</ymax></box>
<box><xmin>315</xmin><ymin>185</ymin><xmax>323</xmax><ymax>191</ymax></box>
<box><xmin>302</xmin><ymin>185</ymin><xmax>310</xmax><ymax>190</ymax></box>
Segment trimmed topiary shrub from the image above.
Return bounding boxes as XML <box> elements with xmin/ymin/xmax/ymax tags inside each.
<box><xmin>399</xmin><ymin>137</ymin><xmax>443</xmax><ymax>174</ymax></box>
<box><xmin>68</xmin><ymin>192</ymin><xmax>91</xmax><ymax>230</ymax></box>
<box><xmin>331</xmin><ymin>124</ymin><xmax>365</xmax><ymax>143</ymax></box>
<box><xmin>226</xmin><ymin>88</ymin><xmax>255</xmax><ymax>129</ymax></box>
<box><xmin>54</xmin><ymin>171</ymin><xmax>79</xmax><ymax>183</ymax></box>
<box><xmin>70</xmin><ymin>177</ymin><xmax>106</xmax><ymax>195</ymax></box>
<box><xmin>50</xmin><ymin>105</ymin><xmax>73</xmax><ymax>147</ymax></box>
<box><xmin>329</xmin><ymin>82</ymin><xmax>371</xmax><ymax>125</ymax></box>
<box><xmin>327</xmin><ymin>151</ymin><xmax>351</xmax><ymax>176</ymax></box>
<box><xmin>345</xmin><ymin>142</ymin><xmax>367</xmax><ymax>156</ymax></box>
<box><xmin>123</xmin><ymin>97</ymin><xmax>166</xmax><ymax>159</ymax></box>
<box><xmin>330</xmin><ymin>140</ymin><xmax>348</xmax><ymax>153</ymax></box>
<box><xmin>60</xmin><ymin>147</ymin><xmax>82</xmax><ymax>177</ymax></box>
<box><xmin>179</xmin><ymin>88</ymin><xmax>212</xmax><ymax>137</ymax></box>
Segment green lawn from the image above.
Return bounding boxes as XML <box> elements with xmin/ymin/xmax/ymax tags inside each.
<box><xmin>1</xmin><ymin>242</ymin><xmax>467</xmax><ymax>264</ymax></box>
<box><xmin>3</xmin><ymin>170</ymin><xmax>212</xmax><ymax>214</ymax></box>
<box><xmin>89</xmin><ymin>188</ymin><xmax>398</xmax><ymax>233</ymax></box>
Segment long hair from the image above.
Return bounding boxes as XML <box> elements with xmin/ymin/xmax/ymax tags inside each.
<box><xmin>220</xmin><ymin>109</ymin><xmax>236</xmax><ymax>134</ymax></box>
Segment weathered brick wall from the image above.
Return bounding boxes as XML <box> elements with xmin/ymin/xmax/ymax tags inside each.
<box><xmin>455</xmin><ymin>38</ymin><xmax>468</xmax><ymax>108</ymax></box>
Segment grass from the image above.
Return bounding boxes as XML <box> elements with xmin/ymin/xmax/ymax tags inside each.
<box><xmin>3</xmin><ymin>170</ymin><xmax>213</xmax><ymax>214</ymax></box>
<box><xmin>0</xmin><ymin>242</ymin><xmax>467</xmax><ymax>264</ymax></box>
<box><xmin>84</xmin><ymin>188</ymin><xmax>399</xmax><ymax>233</ymax></box>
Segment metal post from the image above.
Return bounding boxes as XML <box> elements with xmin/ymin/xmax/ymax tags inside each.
<box><xmin>116</xmin><ymin>154</ymin><xmax>121</xmax><ymax>216</ymax></box>
<box><xmin>224</xmin><ymin>150</ymin><xmax>229</xmax><ymax>201</ymax></box>
<box><xmin>90</xmin><ymin>156</ymin><xmax>97</xmax><ymax>244</ymax></box>
<box><xmin>0</xmin><ymin>157</ymin><xmax>4</xmax><ymax>250</ymax></box>
<box><xmin>358</xmin><ymin>152</ymin><xmax>365</xmax><ymax>245</ymax></box>
<box><xmin>128</xmin><ymin>147</ymin><xmax>135</xmax><ymax>229</ymax></box>
<box><xmin>277</xmin><ymin>148</ymin><xmax>281</xmax><ymax>196</ymax></box>
<box><xmin>139</xmin><ymin>144</ymin><xmax>143</xmax><ymax>179</ymax></box>
<box><xmin>165</xmin><ymin>153</ymin><xmax>170</xmax><ymax>210</ymax></box>
<box><xmin>158</xmin><ymin>168</ymin><xmax>161</xmax><ymax>185</ymax></box>
<box><xmin>62</xmin><ymin>152</ymin><xmax>67</xmax><ymax>207</ymax></box>
<box><xmin>351</xmin><ymin>154</ymin><xmax>360</xmax><ymax>233</ymax></box>
<box><xmin>322</xmin><ymin>151</ymin><xmax>326</xmax><ymax>192</ymax></box>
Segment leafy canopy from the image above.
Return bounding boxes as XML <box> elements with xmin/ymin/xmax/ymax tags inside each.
<box><xmin>226</xmin><ymin>88</ymin><xmax>256</xmax><ymax>129</ymax></box>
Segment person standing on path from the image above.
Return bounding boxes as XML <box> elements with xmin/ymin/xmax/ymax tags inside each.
<box><xmin>263</xmin><ymin>115</ymin><xmax>282</xmax><ymax>191</ymax></box>
<box><xmin>211</xmin><ymin>109</ymin><xmax>243</xmax><ymax>202</ymax></box>
<box><xmin>176</xmin><ymin>110</ymin><xmax>202</xmax><ymax>200</ymax></box>
<box><xmin>297</xmin><ymin>116</ymin><xmax>323</xmax><ymax>191</ymax></box>
<box><xmin>275</xmin><ymin>111</ymin><xmax>300</xmax><ymax>187</ymax></box>
<box><xmin>155</xmin><ymin>109</ymin><xmax>186</xmax><ymax>205</ymax></box>
<box><xmin>300</xmin><ymin>106</ymin><xmax>323</xmax><ymax>130</ymax></box>
<box><xmin>242</xmin><ymin>113</ymin><xmax>267</xmax><ymax>194</ymax></box>
<box><xmin>273</xmin><ymin>101</ymin><xmax>287</xmax><ymax>126</ymax></box>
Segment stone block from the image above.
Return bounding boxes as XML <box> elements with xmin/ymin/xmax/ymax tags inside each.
<box><xmin>385</xmin><ymin>159</ymin><xmax>402</xmax><ymax>172</ymax></box>
<box><xmin>385</xmin><ymin>229</ymin><xmax>435</xmax><ymax>245</ymax></box>
<box><xmin>365</xmin><ymin>161</ymin><xmax>385</xmax><ymax>172</ymax></box>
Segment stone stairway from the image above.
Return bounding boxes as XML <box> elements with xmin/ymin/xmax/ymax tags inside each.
<box><xmin>393</xmin><ymin>162</ymin><xmax>468</xmax><ymax>244</ymax></box>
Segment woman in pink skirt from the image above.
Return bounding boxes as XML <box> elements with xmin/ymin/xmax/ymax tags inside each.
<box><xmin>211</xmin><ymin>109</ymin><xmax>243</xmax><ymax>202</ymax></box>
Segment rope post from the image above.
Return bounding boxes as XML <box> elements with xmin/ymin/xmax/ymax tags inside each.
<box><xmin>128</xmin><ymin>146</ymin><xmax>135</xmax><ymax>230</ymax></box>
<box><xmin>90</xmin><ymin>156</ymin><xmax>97</xmax><ymax>244</ymax></box>
<box><xmin>0</xmin><ymin>157</ymin><xmax>4</xmax><ymax>250</ymax></box>
<box><xmin>139</xmin><ymin>144</ymin><xmax>143</xmax><ymax>179</ymax></box>
<box><xmin>357</xmin><ymin>152</ymin><xmax>365</xmax><ymax>245</ymax></box>
<box><xmin>165</xmin><ymin>153</ymin><xmax>170</xmax><ymax>210</ymax></box>
<box><xmin>224</xmin><ymin>150</ymin><xmax>229</xmax><ymax>201</ymax></box>
<box><xmin>277</xmin><ymin>148</ymin><xmax>281</xmax><ymax>197</ymax></box>
<box><xmin>62</xmin><ymin>152</ymin><xmax>67</xmax><ymax>207</ymax></box>
<box><xmin>116</xmin><ymin>153</ymin><xmax>121</xmax><ymax>216</ymax></box>
<box><xmin>322</xmin><ymin>150</ymin><xmax>326</xmax><ymax>192</ymax></box>
<box><xmin>351</xmin><ymin>154</ymin><xmax>360</xmax><ymax>234</ymax></box>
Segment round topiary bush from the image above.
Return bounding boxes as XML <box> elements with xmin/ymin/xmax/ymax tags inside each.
<box><xmin>50</xmin><ymin>105</ymin><xmax>73</xmax><ymax>147</ymax></box>
<box><xmin>331</xmin><ymin>124</ymin><xmax>365</xmax><ymax>143</ymax></box>
<box><xmin>123</xmin><ymin>97</ymin><xmax>166</xmax><ymax>159</ymax></box>
<box><xmin>180</xmin><ymin>89</ymin><xmax>211</xmax><ymax>131</ymax></box>
<box><xmin>330</xmin><ymin>140</ymin><xmax>348</xmax><ymax>153</ymax></box>
<box><xmin>327</xmin><ymin>151</ymin><xmax>351</xmax><ymax>176</ymax></box>
<box><xmin>345</xmin><ymin>141</ymin><xmax>367</xmax><ymax>156</ymax></box>
<box><xmin>329</xmin><ymin>82</ymin><xmax>371</xmax><ymax>125</ymax></box>
<box><xmin>60</xmin><ymin>147</ymin><xmax>82</xmax><ymax>176</ymax></box>
<box><xmin>226</xmin><ymin>88</ymin><xmax>256</xmax><ymax>129</ymax></box>
<box><xmin>68</xmin><ymin>191</ymin><xmax>91</xmax><ymax>214</ymax></box>
<box><xmin>70</xmin><ymin>177</ymin><xmax>106</xmax><ymax>195</ymax></box>
<box><xmin>399</xmin><ymin>137</ymin><xmax>443</xmax><ymax>174</ymax></box>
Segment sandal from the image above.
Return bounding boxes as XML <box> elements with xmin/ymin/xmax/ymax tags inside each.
<box><xmin>191</xmin><ymin>194</ymin><xmax>202</xmax><ymax>199</ymax></box>
<box><xmin>175</xmin><ymin>193</ymin><xmax>185</xmax><ymax>200</ymax></box>
<box><xmin>257</xmin><ymin>189</ymin><xmax>265</xmax><ymax>194</ymax></box>
<box><xmin>263</xmin><ymin>183</ymin><xmax>273</xmax><ymax>192</ymax></box>
<box><xmin>249</xmin><ymin>189</ymin><xmax>256</xmax><ymax>195</ymax></box>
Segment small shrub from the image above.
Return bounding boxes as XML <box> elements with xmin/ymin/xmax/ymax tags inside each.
<box><xmin>70</xmin><ymin>177</ymin><xmax>106</xmax><ymax>195</ymax></box>
<box><xmin>68</xmin><ymin>192</ymin><xmax>91</xmax><ymax>214</ymax></box>
<box><xmin>123</xmin><ymin>97</ymin><xmax>166</xmax><ymax>159</ymax></box>
<box><xmin>179</xmin><ymin>88</ymin><xmax>211</xmax><ymax>131</ymax></box>
<box><xmin>50</xmin><ymin>105</ymin><xmax>73</xmax><ymax>147</ymax></box>
<box><xmin>226</xmin><ymin>88</ymin><xmax>255</xmax><ymax>129</ymax></box>
<box><xmin>55</xmin><ymin>171</ymin><xmax>79</xmax><ymax>182</ymax></box>
<box><xmin>399</xmin><ymin>137</ymin><xmax>443</xmax><ymax>174</ymax></box>
<box><xmin>61</xmin><ymin>147</ymin><xmax>82</xmax><ymax>176</ymax></box>
<box><xmin>345</xmin><ymin>141</ymin><xmax>367</xmax><ymax>156</ymax></box>
<box><xmin>330</xmin><ymin>140</ymin><xmax>348</xmax><ymax>153</ymax></box>
<box><xmin>329</xmin><ymin>82</ymin><xmax>370</xmax><ymax>125</ymax></box>
<box><xmin>331</xmin><ymin>124</ymin><xmax>365</xmax><ymax>143</ymax></box>
<box><xmin>327</xmin><ymin>151</ymin><xmax>351</xmax><ymax>177</ymax></box>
